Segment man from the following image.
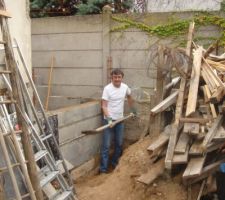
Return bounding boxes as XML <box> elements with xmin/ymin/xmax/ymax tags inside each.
<box><xmin>100</xmin><ymin>68</ymin><xmax>136</xmax><ymax>173</ymax></box>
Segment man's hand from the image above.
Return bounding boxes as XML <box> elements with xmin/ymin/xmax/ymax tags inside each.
<box><xmin>130</xmin><ymin>107</ymin><xmax>137</xmax><ymax>117</ymax></box>
<box><xmin>106</xmin><ymin>117</ymin><xmax>113</xmax><ymax>128</ymax></box>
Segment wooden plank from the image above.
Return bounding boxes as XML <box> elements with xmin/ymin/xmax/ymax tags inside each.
<box><xmin>197</xmin><ymin>180</ymin><xmax>206</xmax><ymax>200</ymax></box>
<box><xmin>175</xmin><ymin>132</ymin><xmax>190</xmax><ymax>153</ymax></box>
<box><xmin>137</xmin><ymin>159</ymin><xmax>164</xmax><ymax>185</ymax></box>
<box><xmin>147</xmin><ymin>133</ymin><xmax>169</xmax><ymax>153</ymax></box>
<box><xmin>203</xmin><ymin>58</ymin><xmax>225</xmax><ymax>88</ymax></box>
<box><xmin>183</xmin><ymin>122</ymin><xmax>199</xmax><ymax>135</ymax></box>
<box><xmin>185</xmin><ymin>158</ymin><xmax>225</xmax><ymax>185</ymax></box>
<box><xmin>0</xmin><ymin>9</ymin><xmax>11</xmax><ymax>18</ymax></box>
<box><xmin>201</xmin><ymin>70</ymin><xmax>215</xmax><ymax>93</ymax></box>
<box><xmin>164</xmin><ymin>76</ymin><xmax>181</xmax><ymax>92</ymax></box>
<box><xmin>183</xmin><ymin>156</ymin><xmax>206</xmax><ymax>180</ymax></box>
<box><xmin>202</xmin><ymin>63</ymin><xmax>220</xmax><ymax>88</ymax></box>
<box><xmin>186</xmin><ymin>47</ymin><xmax>203</xmax><ymax>116</ymax></box>
<box><xmin>204</xmin><ymin>85</ymin><xmax>217</xmax><ymax>119</ymax></box>
<box><xmin>45</xmin><ymin>56</ymin><xmax>55</xmax><ymax>111</ymax></box>
<box><xmin>189</xmin><ymin>140</ymin><xmax>203</xmax><ymax>156</ymax></box>
<box><xmin>150</xmin><ymin>90</ymin><xmax>178</xmax><ymax>115</ymax></box>
<box><xmin>165</xmin><ymin>22</ymin><xmax>195</xmax><ymax>170</ymax></box>
<box><xmin>154</xmin><ymin>45</ymin><xmax>166</xmax><ymax>135</ymax></box>
<box><xmin>180</xmin><ymin>117</ymin><xmax>209</xmax><ymax>124</ymax></box>
<box><xmin>212</xmin><ymin>125</ymin><xmax>225</xmax><ymax>142</ymax></box>
<box><xmin>201</xmin><ymin>115</ymin><xmax>223</xmax><ymax>150</ymax></box>
<box><xmin>173</xmin><ymin>147</ymin><xmax>189</xmax><ymax>164</ymax></box>
<box><xmin>210</xmin><ymin>86</ymin><xmax>224</xmax><ymax>103</ymax></box>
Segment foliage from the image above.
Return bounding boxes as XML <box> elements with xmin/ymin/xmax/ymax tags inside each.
<box><xmin>111</xmin><ymin>14</ymin><xmax>225</xmax><ymax>45</ymax></box>
<box><xmin>30</xmin><ymin>0</ymin><xmax>133</xmax><ymax>17</ymax></box>
<box><xmin>76</xmin><ymin>0</ymin><xmax>111</xmax><ymax>15</ymax></box>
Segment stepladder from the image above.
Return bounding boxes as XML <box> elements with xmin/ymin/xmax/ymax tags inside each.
<box><xmin>0</xmin><ymin>1</ymin><xmax>78</xmax><ymax>200</ymax></box>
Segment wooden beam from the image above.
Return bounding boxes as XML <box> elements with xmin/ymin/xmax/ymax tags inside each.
<box><xmin>183</xmin><ymin>122</ymin><xmax>199</xmax><ymax>135</ymax></box>
<box><xmin>201</xmin><ymin>115</ymin><xmax>223</xmax><ymax>150</ymax></box>
<box><xmin>147</xmin><ymin>132</ymin><xmax>169</xmax><ymax>154</ymax></box>
<box><xmin>183</xmin><ymin>156</ymin><xmax>206</xmax><ymax>180</ymax></box>
<box><xmin>180</xmin><ymin>117</ymin><xmax>209</xmax><ymax>124</ymax></box>
<box><xmin>175</xmin><ymin>132</ymin><xmax>190</xmax><ymax>154</ymax></box>
<box><xmin>185</xmin><ymin>159</ymin><xmax>225</xmax><ymax>185</ymax></box>
<box><xmin>165</xmin><ymin>22</ymin><xmax>195</xmax><ymax>170</ymax></box>
<box><xmin>204</xmin><ymin>85</ymin><xmax>217</xmax><ymax>119</ymax></box>
<box><xmin>137</xmin><ymin>159</ymin><xmax>164</xmax><ymax>185</ymax></box>
<box><xmin>185</xmin><ymin>47</ymin><xmax>203</xmax><ymax>116</ymax></box>
<box><xmin>150</xmin><ymin>90</ymin><xmax>178</xmax><ymax>115</ymax></box>
<box><xmin>173</xmin><ymin>147</ymin><xmax>189</xmax><ymax>164</ymax></box>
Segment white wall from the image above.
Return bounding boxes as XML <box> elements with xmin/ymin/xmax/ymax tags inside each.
<box><xmin>147</xmin><ymin>0</ymin><xmax>222</xmax><ymax>12</ymax></box>
<box><xmin>5</xmin><ymin>0</ymin><xmax>31</xmax><ymax>70</ymax></box>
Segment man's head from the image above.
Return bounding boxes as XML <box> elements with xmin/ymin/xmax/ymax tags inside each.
<box><xmin>111</xmin><ymin>68</ymin><xmax>124</xmax><ymax>88</ymax></box>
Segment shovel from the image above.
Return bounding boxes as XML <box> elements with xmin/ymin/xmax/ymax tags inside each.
<box><xmin>82</xmin><ymin>113</ymin><xmax>134</xmax><ymax>135</ymax></box>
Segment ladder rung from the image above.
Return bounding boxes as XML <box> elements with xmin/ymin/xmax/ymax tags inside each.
<box><xmin>4</xmin><ymin>130</ymin><xmax>22</xmax><ymax>136</ymax></box>
<box><xmin>0</xmin><ymin>41</ymin><xmax>6</xmax><ymax>44</ymax></box>
<box><xmin>0</xmin><ymin>162</ymin><xmax>20</xmax><ymax>172</ymax></box>
<box><xmin>54</xmin><ymin>191</ymin><xmax>73</xmax><ymax>200</ymax></box>
<box><xmin>21</xmin><ymin>192</ymin><xmax>30</xmax><ymax>199</ymax></box>
<box><xmin>41</xmin><ymin>134</ymin><xmax>53</xmax><ymax>141</ymax></box>
<box><xmin>34</xmin><ymin>150</ymin><xmax>48</xmax><ymax>161</ymax></box>
<box><xmin>0</xmin><ymin>70</ymin><xmax>11</xmax><ymax>74</ymax></box>
<box><xmin>40</xmin><ymin>170</ymin><xmax>59</xmax><ymax>187</ymax></box>
<box><xmin>0</xmin><ymin>100</ymin><xmax>16</xmax><ymax>104</ymax></box>
<box><xmin>0</xmin><ymin>160</ymin><xmax>28</xmax><ymax>172</ymax></box>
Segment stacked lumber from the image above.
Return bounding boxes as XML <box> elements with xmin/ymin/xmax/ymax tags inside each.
<box><xmin>138</xmin><ymin>22</ymin><xmax>225</xmax><ymax>198</ymax></box>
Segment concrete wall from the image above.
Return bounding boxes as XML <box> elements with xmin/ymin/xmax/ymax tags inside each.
<box><xmin>32</xmin><ymin>11</ymin><xmax>221</xmax><ymax>108</ymax></box>
<box><xmin>48</xmin><ymin>101</ymin><xmax>102</xmax><ymax>167</ymax></box>
<box><xmin>147</xmin><ymin>0</ymin><xmax>222</xmax><ymax>12</ymax></box>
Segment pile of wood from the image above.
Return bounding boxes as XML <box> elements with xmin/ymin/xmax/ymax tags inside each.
<box><xmin>137</xmin><ymin>22</ymin><xmax>225</xmax><ymax>198</ymax></box>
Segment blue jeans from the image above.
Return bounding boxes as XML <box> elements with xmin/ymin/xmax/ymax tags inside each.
<box><xmin>100</xmin><ymin>120</ymin><xmax>124</xmax><ymax>172</ymax></box>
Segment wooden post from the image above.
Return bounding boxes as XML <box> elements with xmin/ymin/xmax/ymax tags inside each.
<box><xmin>0</xmin><ymin>176</ymin><xmax>5</xmax><ymax>200</ymax></box>
<box><xmin>165</xmin><ymin>22</ymin><xmax>195</xmax><ymax>170</ymax></box>
<box><xmin>102</xmin><ymin>6</ymin><xmax>111</xmax><ymax>86</ymax></box>
<box><xmin>45</xmin><ymin>56</ymin><xmax>55</xmax><ymax>110</ymax></box>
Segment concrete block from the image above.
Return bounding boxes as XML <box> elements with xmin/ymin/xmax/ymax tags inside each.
<box><xmin>48</xmin><ymin>101</ymin><xmax>101</xmax><ymax>127</ymax></box>
<box><xmin>60</xmin><ymin>134</ymin><xmax>102</xmax><ymax>167</ymax></box>
<box><xmin>32</xmin><ymin>15</ymin><xmax>102</xmax><ymax>34</ymax></box>
<box><xmin>33</xmin><ymin>68</ymin><xmax>102</xmax><ymax>86</ymax></box>
<box><xmin>33</xmin><ymin>50</ymin><xmax>102</xmax><ymax>68</ymax></box>
<box><xmin>71</xmin><ymin>158</ymin><xmax>96</xmax><ymax>180</ymax></box>
<box><xmin>32</xmin><ymin>32</ymin><xmax>102</xmax><ymax>51</ymax></box>
<box><xmin>111</xmin><ymin>31</ymin><xmax>155</xmax><ymax>50</ymax></box>
<box><xmin>122</xmin><ymin>68</ymin><xmax>156</xmax><ymax>89</ymax></box>
<box><xmin>47</xmin><ymin>96</ymin><xmax>81</xmax><ymax>111</ymax></box>
<box><xmin>112</xmin><ymin>50</ymin><xmax>153</xmax><ymax>69</ymax></box>
<box><xmin>36</xmin><ymin>85</ymin><xmax>102</xmax><ymax>102</ymax></box>
<box><xmin>58</xmin><ymin>115</ymin><xmax>101</xmax><ymax>143</ymax></box>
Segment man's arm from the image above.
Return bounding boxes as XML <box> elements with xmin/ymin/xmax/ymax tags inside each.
<box><xmin>102</xmin><ymin>99</ymin><xmax>110</xmax><ymax>118</ymax></box>
<box><xmin>127</xmin><ymin>95</ymin><xmax>137</xmax><ymax>115</ymax></box>
<box><xmin>127</xmin><ymin>94</ymin><xmax>134</xmax><ymax>108</ymax></box>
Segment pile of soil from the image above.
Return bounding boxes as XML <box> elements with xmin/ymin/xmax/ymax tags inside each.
<box><xmin>74</xmin><ymin>135</ymin><xmax>189</xmax><ymax>200</ymax></box>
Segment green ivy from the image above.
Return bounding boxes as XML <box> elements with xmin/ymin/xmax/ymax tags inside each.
<box><xmin>111</xmin><ymin>14</ymin><xmax>225</xmax><ymax>45</ymax></box>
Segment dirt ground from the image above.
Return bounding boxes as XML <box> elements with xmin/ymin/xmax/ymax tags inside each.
<box><xmin>74</xmin><ymin>135</ymin><xmax>190</xmax><ymax>200</ymax></box>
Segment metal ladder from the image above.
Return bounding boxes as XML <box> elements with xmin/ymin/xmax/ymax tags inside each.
<box><xmin>0</xmin><ymin>1</ymin><xmax>77</xmax><ymax>199</ymax></box>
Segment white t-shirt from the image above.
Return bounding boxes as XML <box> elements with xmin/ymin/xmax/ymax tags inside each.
<box><xmin>102</xmin><ymin>82</ymin><xmax>131</xmax><ymax>120</ymax></box>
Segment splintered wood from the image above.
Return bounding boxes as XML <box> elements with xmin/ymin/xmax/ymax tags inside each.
<box><xmin>138</xmin><ymin>22</ymin><xmax>225</xmax><ymax>199</ymax></box>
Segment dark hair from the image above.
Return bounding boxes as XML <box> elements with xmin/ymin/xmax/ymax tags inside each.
<box><xmin>110</xmin><ymin>68</ymin><xmax>124</xmax><ymax>77</ymax></box>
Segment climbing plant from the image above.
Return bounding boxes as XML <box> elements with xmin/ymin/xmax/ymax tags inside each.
<box><xmin>111</xmin><ymin>13</ymin><xmax>225</xmax><ymax>45</ymax></box>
